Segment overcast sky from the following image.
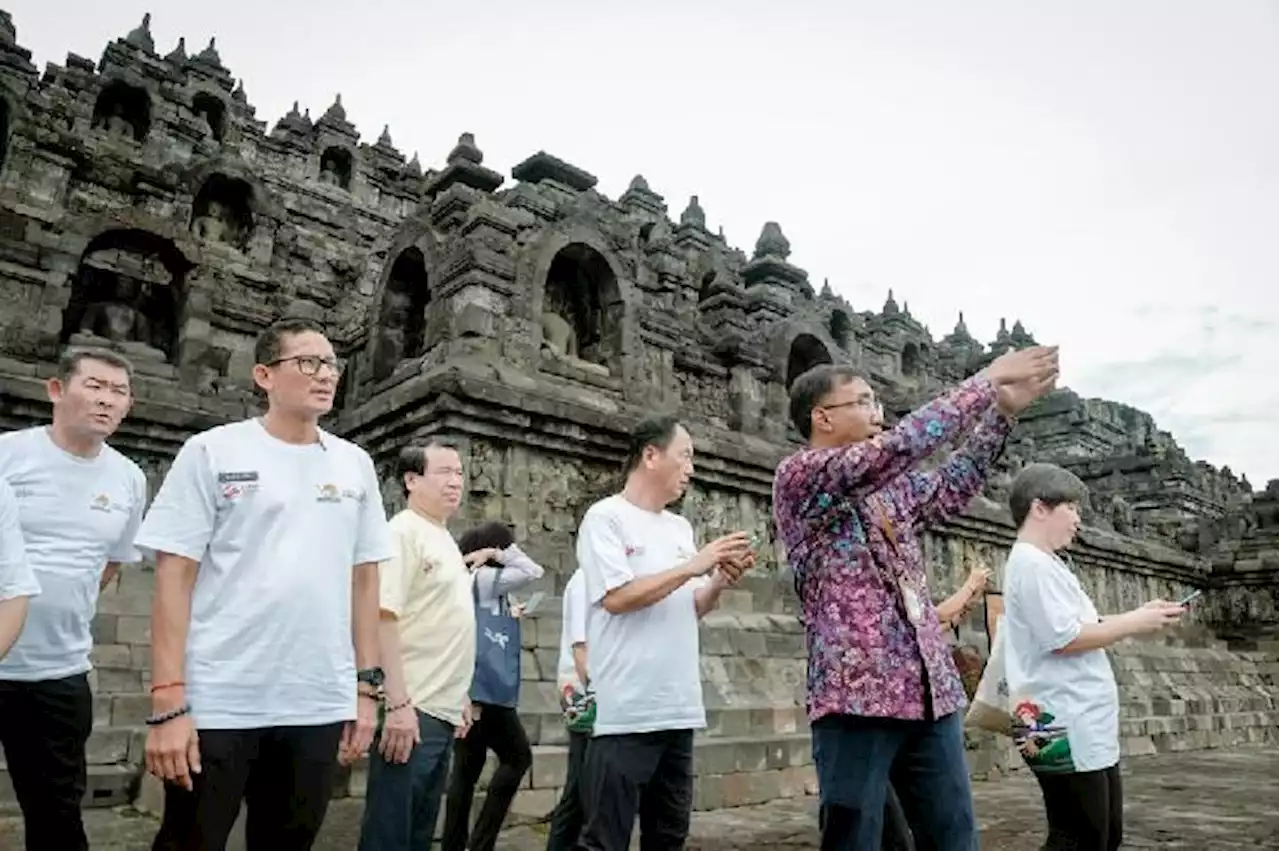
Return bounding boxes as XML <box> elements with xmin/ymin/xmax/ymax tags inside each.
<box><xmin>7</xmin><ymin>1</ymin><xmax>1277</xmax><ymax>485</ymax></box>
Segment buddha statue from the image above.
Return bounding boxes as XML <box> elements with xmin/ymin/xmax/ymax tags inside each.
<box><xmin>71</xmin><ymin>273</ymin><xmax>166</xmax><ymax>362</ymax></box>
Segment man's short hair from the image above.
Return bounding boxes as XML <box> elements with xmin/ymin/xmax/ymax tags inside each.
<box><xmin>624</xmin><ymin>415</ymin><xmax>682</xmax><ymax>474</ymax></box>
<box><xmin>254</xmin><ymin>317</ymin><xmax>327</xmax><ymax>367</ymax></box>
<box><xmin>394</xmin><ymin>439</ymin><xmax>458</xmax><ymax>493</ymax></box>
<box><xmin>1008</xmin><ymin>463</ymin><xmax>1089</xmax><ymax>528</ymax></box>
<box><xmin>789</xmin><ymin>364</ymin><xmax>860</xmax><ymax>439</ymax></box>
<box><xmin>57</xmin><ymin>346</ymin><xmax>134</xmax><ymax>384</ymax></box>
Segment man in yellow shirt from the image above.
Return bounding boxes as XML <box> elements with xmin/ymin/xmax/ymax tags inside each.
<box><xmin>358</xmin><ymin>441</ymin><xmax>478</xmax><ymax>851</ymax></box>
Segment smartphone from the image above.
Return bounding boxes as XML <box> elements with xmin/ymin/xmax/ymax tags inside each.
<box><xmin>1177</xmin><ymin>589</ymin><xmax>1203</xmax><ymax>607</ymax></box>
<box><xmin>522</xmin><ymin>591</ymin><xmax>546</xmax><ymax>615</ymax></box>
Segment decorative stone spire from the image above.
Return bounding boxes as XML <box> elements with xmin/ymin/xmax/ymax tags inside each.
<box><xmin>820</xmin><ymin>278</ymin><xmax>834</xmax><ymax>299</ymax></box>
<box><xmin>195</xmin><ymin>37</ymin><xmax>222</xmax><ymax>67</ymax></box>
<box><xmin>271</xmin><ymin>100</ymin><xmax>312</xmax><ymax>139</ymax></box>
<box><xmin>447</xmin><ymin>132</ymin><xmax>483</xmax><ymax>165</ymax></box>
<box><xmin>0</xmin><ymin>11</ymin><xmax>15</xmax><ymax>46</ymax></box>
<box><xmin>952</xmin><ymin>311</ymin><xmax>972</xmax><ymax>339</ymax></box>
<box><xmin>902</xmin><ymin>301</ymin><xmax>911</xmax><ymax>317</ymax></box>
<box><xmin>996</xmin><ymin>317</ymin><xmax>1011</xmax><ymax>342</ymax></box>
<box><xmin>232</xmin><ymin>79</ymin><xmax>247</xmax><ymax>103</ymax></box>
<box><xmin>164</xmin><ymin>37</ymin><xmax>186</xmax><ymax>63</ymax></box>
<box><xmin>405</xmin><ymin>152</ymin><xmax>422</xmax><ymax>177</ymax></box>
<box><xmin>125</xmin><ymin>13</ymin><xmax>155</xmax><ymax>54</ymax></box>
<box><xmin>629</xmin><ymin>174</ymin><xmax>650</xmax><ymax>192</ymax></box>
<box><xmin>883</xmin><ymin>289</ymin><xmax>899</xmax><ymax>315</ymax></box>
<box><xmin>321</xmin><ymin>94</ymin><xmax>347</xmax><ymax>124</ymax></box>
<box><xmin>680</xmin><ymin>196</ymin><xmax>706</xmax><ymax>229</ymax></box>
<box><xmin>1010</xmin><ymin>319</ymin><xmax>1036</xmax><ymax>348</ymax></box>
<box><xmin>376</xmin><ymin>125</ymin><xmax>394</xmax><ymax>148</ymax></box>
<box><xmin>619</xmin><ymin>174</ymin><xmax>667</xmax><ymax>218</ymax></box>
<box><xmin>753</xmin><ymin>222</ymin><xmax>791</xmax><ymax>261</ymax></box>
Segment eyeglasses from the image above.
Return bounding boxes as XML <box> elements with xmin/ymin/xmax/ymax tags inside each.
<box><xmin>822</xmin><ymin>398</ymin><xmax>882</xmax><ymax>414</ymax></box>
<box><xmin>266</xmin><ymin>355</ymin><xmax>344</xmax><ymax>377</ymax></box>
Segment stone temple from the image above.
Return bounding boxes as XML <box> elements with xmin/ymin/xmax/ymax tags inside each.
<box><xmin>0</xmin><ymin>12</ymin><xmax>1274</xmax><ymax>824</ymax></box>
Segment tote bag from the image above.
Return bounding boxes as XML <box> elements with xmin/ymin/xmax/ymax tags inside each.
<box><xmin>470</xmin><ymin>572</ymin><xmax>522</xmax><ymax>708</ymax></box>
<box><xmin>964</xmin><ymin>612</ymin><xmax>1013</xmax><ymax>736</ymax></box>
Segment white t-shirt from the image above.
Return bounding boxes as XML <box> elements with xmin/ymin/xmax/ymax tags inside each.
<box><xmin>0</xmin><ymin>427</ymin><xmax>146</xmax><ymax>681</ymax></box>
<box><xmin>557</xmin><ymin>569</ymin><xmax>588</xmax><ymax>700</ymax></box>
<box><xmin>1003</xmin><ymin>541</ymin><xmax>1120</xmax><ymax>774</ymax></box>
<box><xmin>0</xmin><ymin>477</ymin><xmax>39</xmax><ymax>605</ymax></box>
<box><xmin>577</xmin><ymin>494</ymin><xmax>707</xmax><ymax>736</ymax></box>
<box><xmin>135</xmin><ymin>419</ymin><xmax>394</xmax><ymax>729</ymax></box>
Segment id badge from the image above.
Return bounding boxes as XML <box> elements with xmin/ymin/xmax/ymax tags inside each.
<box><xmin>900</xmin><ymin>579</ymin><xmax>923</xmax><ymax>625</ymax></box>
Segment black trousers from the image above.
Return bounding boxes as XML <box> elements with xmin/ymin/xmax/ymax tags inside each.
<box><xmin>150</xmin><ymin>722</ymin><xmax>346</xmax><ymax>851</ymax></box>
<box><xmin>1035</xmin><ymin>764</ymin><xmax>1123</xmax><ymax>851</ymax></box>
<box><xmin>575</xmin><ymin>729</ymin><xmax>694</xmax><ymax>851</ymax></box>
<box><xmin>0</xmin><ymin>673</ymin><xmax>94</xmax><ymax>851</ymax></box>
<box><xmin>441</xmin><ymin>703</ymin><xmax>533</xmax><ymax>851</ymax></box>
<box><xmin>545</xmin><ymin>730</ymin><xmax>590</xmax><ymax>851</ymax></box>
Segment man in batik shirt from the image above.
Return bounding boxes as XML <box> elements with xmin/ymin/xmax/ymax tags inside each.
<box><xmin>773</xmin><ymin>346</ymin><xmax>1058</xmax><ymax>851</ymax></box>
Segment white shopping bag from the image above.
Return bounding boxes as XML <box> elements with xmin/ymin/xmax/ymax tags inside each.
<box><xmin>964</xmin><ymin>614</ymin><xmax>1013</xmax><ymax>736</ymax></box>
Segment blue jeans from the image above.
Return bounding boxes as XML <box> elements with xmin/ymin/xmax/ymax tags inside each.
<box><xmin>812</xmin><ymin>711</ymin><xmax>977</xmax><ymax>851</ymax></box>
<box><xmin>358</xmin><ymin>711</ymin><xmax>455</xmax><ymax>851</ymax></box>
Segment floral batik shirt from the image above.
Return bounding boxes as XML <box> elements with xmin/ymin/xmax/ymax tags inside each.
<box><xmin>773</xmin><ymin>374</ymin><xmax>1011</xmax><ymax>723</ymax></box>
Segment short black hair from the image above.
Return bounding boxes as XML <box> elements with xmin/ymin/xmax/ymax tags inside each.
<box><xmin>57</xmin><ymin>346</ymin><xmax>134</xmax><ymax>384</ymax></box>
<box><xmin>458</xmin><ymin>521</ymin><xmax>516</xmax><ymax>567</ymax></box>
<box><xmin>624</xmin><ymin>414</ymin><xmax>683</xmax><ymax>473</ymax></box>
<box><xmin>1009</xmin><ymin>463</ymin><xmax>1089</xmax><ymax>528</ymax></box>
<box><xmin>789</xmin><ymin>364</ymin><xmax>860</xmax><ymax>439</ymax></box>
<box><xmin>254</xmin><ymin>317</ymin><xmax>327</xmax><ymax>367</ymax></box>
<box><xmin>394</xmin><ymin>439</ymin><xmax>459</xmax><ymax>494</ymax></box>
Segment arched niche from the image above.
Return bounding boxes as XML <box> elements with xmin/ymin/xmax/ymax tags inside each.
<box><xmin>190</xmin><ymin>173</ymin><xmax>254</xmax><ymax>249</ymax></box>
<box><xmin>829</xmin><ymin>310</ymin><xmax>854</xmax><ymax>350</ymax></box>
<box><xmin>902</xmin><ymin>342</ymin><xmax>922</xmax><ymax>378</ymax></box>
<box><xmin>540</xmin><ymin>242</ymin><xmax>624</xmax><ymax>373</ymax></box>
<box><xmin>319</xmin><ymin>146</ymin><xmax>353</xmax><ymax>190</ymax></box>
<box><xmin>60</xmin><ymin>229</ymin><xmax>190</xmax><ymax>365</ymax></box>
<box><xmin>91</xmin><ymin>80</ymin><xmax>151</xmax><ymax>142</ymax></box>
<box><xmin>369</xmin><ymin>246</ymin><xmax>430</xmax><ymax>382</ymax></box>
<box><xmin>698</xmin><ymin>270</ymin><xmax>717</xmax><ymax>303</ymax></box>
<box><xmin>785</xmin><ymin>333</ymin><xmax>833</xmax><ymax>389</ymax></box>
<box><xmin>191</xmin><ymin>91</ymin><xmax>226</xmax><ymax>142</ymax></box>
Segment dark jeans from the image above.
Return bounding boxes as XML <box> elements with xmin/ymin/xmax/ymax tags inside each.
<box><xmin>1035</xmin><ymin>764</ymin><xmax>1123</xmax><ymax>851</ymax></box>
<box><xmin>151</xmin><ymin>722</ymin><xmax>345</xmax><ymax>851</ymax></box>
<box><xmin>546</xmin><ymin>730</ymin><xmax>590</xmax><ymax>851</ymax></box>
<box><xmin>0</xmin><ymin>673</ymin><xmax>94</xmax><ymax>851</ymax></box>
<box><xmin>358</xmin><ymin>711</ymin><xmax>455</xmax><ymax>851</ymax></box>
<box><xmin>441</xmin><ymin>703</ymin><xmax>532</xmax><ymax>851</ymax></box>
<box><xmin>812</xmin><ymin>711</ymin><xmax>977</xmax><ymax>851</ymax></box>
<box><xmin>575</xmin><ymin>728</ymin><xmax>694</xmax><ymax>851</ymax></box>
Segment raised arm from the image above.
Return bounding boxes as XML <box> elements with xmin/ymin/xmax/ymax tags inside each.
<box><xmin>906</xmin><ymin>405</ymin><xmax>1013</xmax><ymax>528</ymax></box>
<box><xmin>779</xmin><ymin>374</ymin><xmax>999</xmax><ymax>510</ymax></box>
<box><xmin>483</xmin><ymin>544</ymin><xmax>546</xmax><ymax>596</ymax></box>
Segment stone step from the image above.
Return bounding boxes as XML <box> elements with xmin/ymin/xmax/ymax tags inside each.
<box><xmin>0</xmin><ymin>763</ymin><xmax>134</xmax><ymax>813</ymax></box>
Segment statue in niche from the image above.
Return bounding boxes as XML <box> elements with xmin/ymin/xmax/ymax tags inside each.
<box><xmin>191</xmin><ymin>199</ymin><xmax>232</xmax><ymax>244</ymax></box>
<box><xmin>541</xmin><ymin>283</ymin><xmax>580</xmax><ymax>360</ymax></box>
<box><xmin>1109</xmin><ymin>494</ymin><xmax>1135</xmax><ymax>537</ymax></box>
<box><xmin>370</xmin><ymin>286</ymin><xmax>413</xmax><ymax>381</ymax></box>
<box><xmin>71</xmin><ymin>272</ymin><xmax>166</xmax><ymax>362</ymax></box>
<box><xmin>319</xmin><ymin>162</ymin><xmax>341</xmax><ymax>186</ymax></box>
<box><xmin>100</xmin><ymin>102</ymin><xmax>134</xmax><ymax>139</ymax></box>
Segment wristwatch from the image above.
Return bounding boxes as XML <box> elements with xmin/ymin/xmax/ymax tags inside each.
<box><xmin>357</xmin><ymin>667</ymin><xmax>385</xmax><ymax>690</ymax></box>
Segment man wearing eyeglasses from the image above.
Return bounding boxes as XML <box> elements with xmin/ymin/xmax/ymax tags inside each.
<box><xmin>773</xmin><ymin>347</ymin><xmax>1060</xmax><ymax>851</ymax></box>
<box><xmin>135</xmin><ymin>317</ymin><xmax>394</xmax><ymax>850</ymax></box>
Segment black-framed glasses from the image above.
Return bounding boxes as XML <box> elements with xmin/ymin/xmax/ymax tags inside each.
<box><xmin>822</xmin><ymin>398</ymin><xmax>882</xmax><ymax>414</ymax></box>
<box><xmin>266</xmin><ymin>355</ymin><xmax>344</xmax><ymax>377</ymax></box>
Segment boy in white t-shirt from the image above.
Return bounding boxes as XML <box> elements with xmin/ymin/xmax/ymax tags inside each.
<box><xmin>1002</xmin><ymin>463</ymin><xmax>1185</xmax><ymax>851</ymax></box>
<box><xmin>545</xmin><ymin>568</ymin><xmax>591</xmax><ymax>851</ymax></box>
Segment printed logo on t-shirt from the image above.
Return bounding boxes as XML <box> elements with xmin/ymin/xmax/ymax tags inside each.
<box><xmin>315</xmin><ymin>483</ymin><xmax>341</xmax><ymax>503</ymax></box>
<box><xmin>1011</xmin><ymin>697</ymin><xmax>1075</xmax><ymax>774</ymax></box>
<box><xmin>624</xmin><ymin>544</ymin><xmax>644</xmax><ymax>558</ymax></box>
<box><xmin>89</xmin><ymin>493</ymin><xmax>128</xmax><ymax>513</ymax></box>
<box><xmin>217</xmin><ymin>471</ymin><xmax>259</xmax><ymax>484</ymax></box>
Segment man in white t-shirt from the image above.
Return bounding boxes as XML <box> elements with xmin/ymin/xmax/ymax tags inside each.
<box><xmin>0</xmin><ymin>478</ymin><xmax>39</xmax><ymax>660</ymax></box>
<box><xmin>136</xmin><ymin>318</ymin><xmax>394</xmax><ymax>850</ymax></box>
<box><xmin>0</xmin><ymin>346</ymin><xmax>147</xmax><ymax>851</ymax></box>
<box><xmin>545</xmin><ymin>568</ymin><xmax>590</xmax><ymax>851</ymax></box>
<box><xmin>574</xmin><ymin>415</ymin><xmax>756</xmax><ymax>851</ymax></box>
<box><xmin>359</xmin><ymin>440</ymin><xmax>477</xmax><ymax>851</ymax></box>
<box><xmin>1002</xmin><ymin>463</ymin><xmax>1184</xmax><ymax>851</ymax></box>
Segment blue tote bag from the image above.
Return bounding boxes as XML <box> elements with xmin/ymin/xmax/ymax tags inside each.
<box><xmin>470</xmin><ymin>572</ymin><xmax>522</xmax><ymax>708</ymax></box>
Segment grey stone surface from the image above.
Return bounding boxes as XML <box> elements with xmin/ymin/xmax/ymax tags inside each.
<box><xmin>0</xmin><ymin>8</ymin><xmax>1274</xmax><ymax>821</ymax></box>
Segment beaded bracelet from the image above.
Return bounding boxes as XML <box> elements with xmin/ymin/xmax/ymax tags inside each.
<box><xmin>385</xmin><ymin>697</ymin><xmax>413</xmax><ymax>713</ymax></box>
<box><xmin>144</xmin><ymin>704</ymin><xmax>191</xmax><ymax>727</ymax></box>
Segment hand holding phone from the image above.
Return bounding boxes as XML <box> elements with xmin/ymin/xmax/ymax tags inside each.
<box><xmin>1177</xmin><ymin>589</ymin><xmax>1202</xmax><ymax>607</ymax></box>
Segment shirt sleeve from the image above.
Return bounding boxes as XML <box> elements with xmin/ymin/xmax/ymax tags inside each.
<box><xmin>576</xmin><ymin>506</ymin><xmax>634</xmax><ymax>606</ymax></box>
<box><xmin>352</xmin><ymin>451</ymin><xmax>393</xmax><ymax>566</ymax></box>
<box><xmin>567</xmin><ymin>572</ymin><xmax>587</xmax><ymax>645</ymax></box>
<box><xmin>108</xmin><ymin>465</ymin><xmax>148</xmax><ymax>565</ymax></box>
<box><xmin>135</xmin><ymin>437</ymin><xmax>218</xmax><ymax>563</ymax></box>
<box><xmin>905</xmin><ymin>405</ymin><xmax>1013</xmax><ymax>528</ymax></box>
<box><xmin>1009</xmin><ymin>551</ymin><xmax>1087</xmax><ymax>655</ymax></box>
<box><xmin>378</xmin><ymin>522</ymin><xmax>418</xmax><ymax>618</ymax></box>
<box><xmin>487</xmin><ymin>544</ymin><xmax>545</xmax><ymax>596</ymax></box>
<box><xmin>0</xmin><ymin>478</ymin><xmax>38</xmax><ymax>603</ymax></box>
